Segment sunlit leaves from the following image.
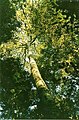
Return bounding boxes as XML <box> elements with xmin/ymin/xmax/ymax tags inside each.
<box><xmin>0</xmin><ymin>0</ymin><xmax>79</xmax><ymax>119</ymax></box>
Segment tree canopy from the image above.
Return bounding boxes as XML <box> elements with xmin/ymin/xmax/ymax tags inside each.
<box><xmin>0</xmin><ymin>0</ymin><xmax>79</xmax><ymax>119</ymax></box>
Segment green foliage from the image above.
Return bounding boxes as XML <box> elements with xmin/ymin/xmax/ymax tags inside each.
<box><xmin>57</xmin><ymin>0</ymin><xmax>79</xmax><ymax>19</ymax></box>
<box><xmin>0</xmin><ymin>0</ymin><xmax>20</xmax><ymax>43</ymax></box>
<box><xmin>0</xmin><ymin>0</ymin><xmax>79</xmax><ymax>119</ymax></box>
<box><xmin>0</xmin><ymin>58</ymin><xmax>32</xmax><ymax>119</ymax></box>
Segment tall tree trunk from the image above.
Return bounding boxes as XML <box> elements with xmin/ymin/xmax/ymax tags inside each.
<box><xmin>29</xmin><ymin>57</ymin><xmax>48</xmax><ymax>90</ymax></box>
<box><xmin>29</xmin><ymin>56</ymin><xmax>54</xmax><ymax>117</ymax></box>
<box><xmin>29</xmin><ymin>56</ymin><xmax>52</xmax><ymax>101</ymax></box>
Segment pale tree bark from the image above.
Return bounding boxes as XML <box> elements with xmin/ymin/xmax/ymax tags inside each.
<box><xmin>29</xmin><ymin>57</ymin><xmax>48</xmax><ymax>90</ymax></box>
<box><xmin>29</xmin><ymin>56</ymin><xmax>52</xmax><ymax>101</ymax></box>
<box><xmin>28</xmin><ymin>56</ymin><xmax>54</xmax><ymax>117</ymax></box>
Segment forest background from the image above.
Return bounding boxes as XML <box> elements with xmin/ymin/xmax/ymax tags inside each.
<box><xmin>0</xmin><ymin>0</ymin><xmax>79</xmax><ymax>119</ymax></box>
